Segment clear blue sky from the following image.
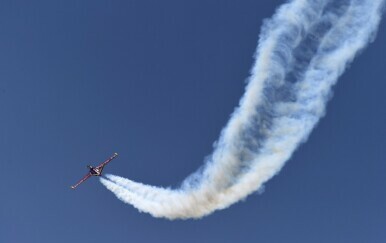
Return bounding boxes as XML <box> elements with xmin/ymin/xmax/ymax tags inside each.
<box><xmin>0</xmin><ymin>1</ymin><xmax>385</xmax><ymax>242</ymax></box>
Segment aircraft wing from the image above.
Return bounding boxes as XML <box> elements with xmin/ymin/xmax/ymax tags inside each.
<box><xmin>96</xmin><ymin>153</ymin><xmax>118</xmax><ymax>169</ymax></box>
<box><xmin>71</xmin><ymin>173</ymin><xmax>92</xmax><ymax>189</ymax></box>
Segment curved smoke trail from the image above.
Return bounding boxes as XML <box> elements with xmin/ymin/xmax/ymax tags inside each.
<box><xmin>101</xmin><ymin>0</ymin><xmax>385</xmax><ymax>219</ymax></box>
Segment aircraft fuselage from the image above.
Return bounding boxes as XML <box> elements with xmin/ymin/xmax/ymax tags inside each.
<box><xmin>88</xmin><ymin>166</ymin><xmax>102</xmax><ymax>176</ymax></box>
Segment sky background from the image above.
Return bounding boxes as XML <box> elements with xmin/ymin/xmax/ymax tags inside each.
<box><xmin>0</xmin><ymin>1</ymin><xmax>385</xmax><ymax>242</ymax></box>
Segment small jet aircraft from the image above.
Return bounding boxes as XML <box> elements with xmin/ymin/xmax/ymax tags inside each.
<box><xmin>71</xmin><ymin>153</ymin><xmax>118</xmax><ymax>189</ymax></box>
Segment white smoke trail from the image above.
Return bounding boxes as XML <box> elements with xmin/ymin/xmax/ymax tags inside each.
<box><xmin>101</xmin><ymin>0</ymin><xmax>385</xmax><ymax>219</ymax></box>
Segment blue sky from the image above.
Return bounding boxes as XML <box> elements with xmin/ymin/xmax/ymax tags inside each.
<box><xmin>0</xmin><ymin>1</ymin><xmax>385</xmax><ymax>242</ymax></box>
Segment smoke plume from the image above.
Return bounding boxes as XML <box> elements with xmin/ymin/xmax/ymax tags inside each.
<box><xmin>101</xmin><ymin>0</ymin><xmax>385</xmax><ymax>219</ymax></box>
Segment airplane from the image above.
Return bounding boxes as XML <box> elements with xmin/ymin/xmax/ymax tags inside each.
<box><xmin>71</xmin><ymin>153</ymin><xmax>118</xmax><ymax>189</ymax></box>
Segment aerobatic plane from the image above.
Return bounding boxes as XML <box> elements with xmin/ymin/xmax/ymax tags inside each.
<box><xmin>71</xmin><ymin>153</ymin><xmax>118</xmax><ymax>189</ymax></box>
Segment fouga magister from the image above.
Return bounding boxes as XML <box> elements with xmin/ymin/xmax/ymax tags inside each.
<box><xmin>71</xmin><ymin>153</ymin><xmax>118</xmax><ymax>189</ymax></box>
